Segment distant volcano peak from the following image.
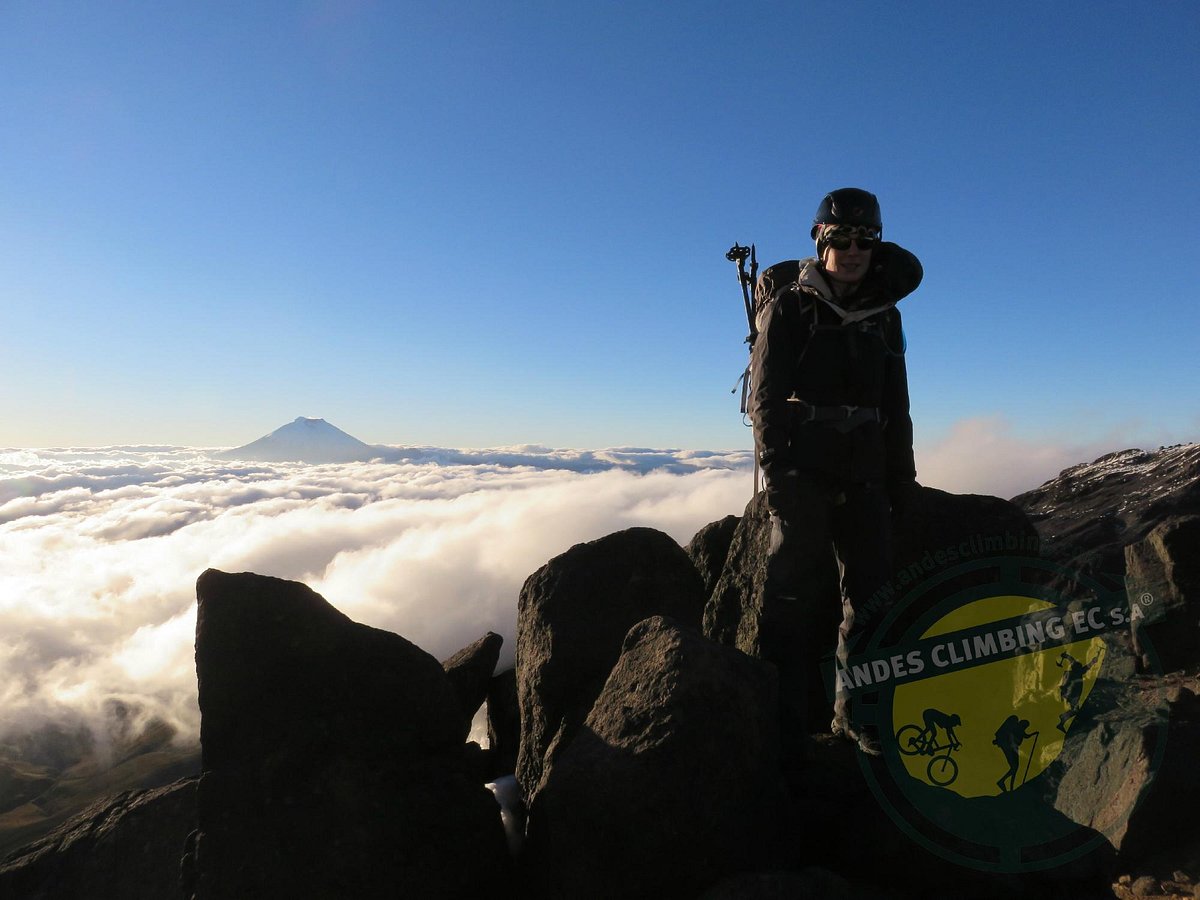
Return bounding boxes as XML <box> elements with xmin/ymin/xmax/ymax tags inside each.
<box><xmin>219</xmin><ymin>417</ymin><xmax>378</xmax><ymax>464</ymax></box>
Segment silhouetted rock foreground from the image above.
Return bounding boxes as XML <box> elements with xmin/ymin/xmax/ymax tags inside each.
<box><xmin>3</xmin><ymin>443</ymin><xmax>1200</xmax><ymax>899</ymax></box>
<box><xmin>188</xmin><ymin>569</ymin><xmax>509</xmax><ymax>899</ymax></box>
<box><xmin>0</xmin><ymin>779</ymin><xmax>196</xmax><ymax>900</ymax></box>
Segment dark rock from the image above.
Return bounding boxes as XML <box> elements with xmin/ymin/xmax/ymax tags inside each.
<box><xmin>686</xmin><ymin>514</ymin><xmax>740</xmax><ymax>599</ymax></box>
<box><xmin>697</xmin><ymin>867</ymin><xmax>861</xmax><ymax>899</ymax></box>
<box><xmin>460</xmin><ymin>740</ymin><xmax>490</xmax><ymax>784</ymax></box>
<box><xmin>1125</xmin><ymin>516</ymin><xmax>1200</xmax><ymax>672</ymax></box>
<box><xmin>192</xmin><ymin>569</ymin><xmax>509</xmax><ymax>900</ymax></box>
<box><xmin>1131</xmin><ymin>874</ymin><xmax>1160</xmax><ymax>896</ymax></box>
<box><xmin>705</xmin><ymin>485</ymin><xmax>1037</xmax><ymax>655</ymax></box>
<box><xmin>700</xmin><ymin>491</ymin><xmax>840</xmax><ymax>733</ymax></box>
<box><xmin>703</xmin><ymin>486</ymin><xmax>1036</xmax><ymax>729</ymax></box>
<box><xmin>1109</xmin><ymin>675</ymin><xmax>1200</xmax><ymax>872</ymax></box>
<box><xmin>885</xmin><ymin>485</ymin><xmax>1041</xmax><ymax>643</ymax></box>
<box><xmin>514</xmin><ymin>528</ymin><xmax>706</xmax><ymax>796</ymax></box>
<box><xmin>1012</xmin><ymin>443</ymin><xmax>1200</xmax><ymax>584</ymax></box>
<box><xmin>525</xmin><ymin>616</ymin><xmax>781</xmax><ymax>900</ymax></box>
<box><xmin>1033</xmin><ymin>672</ymin><xmax>1200</xmax><ymax>888</ymax></box>
<box><xmin>703</xmin><ymin>491</ymin><xmax>839</xmax><ymax>661</ymax></box>
<box><xmin>890</xmin><ymin>484</ymin><xmax>1040</xmax><ymax>574</ymax></box>
<box><xmin>486</xmin><ymin>668</ymin><xmax>520</xmax><ymax>779</ymax></box>
<box><xmin>786</xmin><ymin>735</ymin><xmax>1114</xmax><ymax>900</ymax></box>
<box><xmin>0</xmin><ymin>778</ymin><xmax>196</xmax><ymax>900</ymax></box>
<box><xmin>485</xmin><ymin>775</ymin><xmax>525</xmax><ymax>857</ymax></box>
<box><xmin>441</xmin><ymin>631</ymin><xmax>504</xmax><ymax>741</ymax></box>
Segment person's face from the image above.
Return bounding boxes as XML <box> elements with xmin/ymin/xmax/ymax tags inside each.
<box><xmin>819</xmin><ymin>225</ymin><xmax>877</xmax><ymax>284</ymax></box>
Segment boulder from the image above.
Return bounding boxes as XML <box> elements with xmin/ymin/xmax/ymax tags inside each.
<box><xmin>702</xmin><ymin>491</ymin><xmax>840</xmax><ymax>662</ymax></box>
<box><xmin>1089</xmin><ymin>675</ymin><xmax>1200</xmax><ymax>871</ymax></box>
<box><xmin>441</xmin><ymin>631</ymin><xmax>504</xmax><ymax>741</ymax></box>
<box><xmin>192</xmin><ymin>569</ymin><xmax>508</xmax><ymax>899</ymax></box>
<box><xmin>890</xmin><ymin>484</ymin><xmax>1039</xmax><ymax>574</ymax></box>
<box><xmin>686</xmin><ymin>513</ymin><xmax>740</xmax><ymax>600</ymax></box>
<box><xmin>525</xmin><ymin>616</ymin><xmax>781</xmax><ymax>899</ymax></box>
<box><xmin>514</xmin><ymin>528</ymin><xmax>705</xmax><ymax>796</ymax></box>
<box><xmin>486</xmin><ymin>668</ymin><xmax>520</xmax><ymax>779</ymax></box>
<box><xmin>0</xmin><ymin>779</ymin><xmax>196</xmax><ymax>900</ymax></box>
<box><xmin>1124</xmin><ymin>516</ymin><xmax>1200</xmax><ymax>672</ymax></box>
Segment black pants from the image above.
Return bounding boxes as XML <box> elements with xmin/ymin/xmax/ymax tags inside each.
<box><xmin>760</xmin><ymin>475</ymin><xmax>893</xmax><ymax>744</ymax></box>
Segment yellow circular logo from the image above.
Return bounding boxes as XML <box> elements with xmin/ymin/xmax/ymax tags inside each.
<box><xmin>834</xmin><ymin>556</ymin><xmax>1167</xmax><ymax>872</ymax></box>
<box><xmin>891</xmin><ymin>594</ymin><xmax>1103</xmax><ymax>797</ymax></box>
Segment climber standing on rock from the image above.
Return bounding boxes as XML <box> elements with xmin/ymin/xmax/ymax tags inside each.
<box><xmin>749</xmin><ymin>187</ymin><xmax>923</xmax><ymax>756</ymax></box>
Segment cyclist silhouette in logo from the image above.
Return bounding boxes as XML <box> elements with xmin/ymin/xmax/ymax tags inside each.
<box><xmin>1056</xmin><ymin>649</ymin><xmax>1102</xmax><ymax>733</ymax></box>
<box><xmin>895</xmin><ymin>708</ymin><xmax>964</xmax><ymax>786</ymax></box>
<box><xmin>993</xmin><ymin>714</ymin><xmax>1037</xmax><ymax>792</ymax></box>
<box><xmin>917</xmin><ymin>708</ymin><xmax>962</xmax><ymax>753</ymax></box>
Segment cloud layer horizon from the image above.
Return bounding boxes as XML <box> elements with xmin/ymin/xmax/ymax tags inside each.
<box><xmin>0</xmin><ymin>445</ymin><xmax>753</xmax><ymax>754</ymax></box>
<box><xmin>0</xmin><ymin>418</ymin><xmax>1151</xmax><ymax>758</ymax></box>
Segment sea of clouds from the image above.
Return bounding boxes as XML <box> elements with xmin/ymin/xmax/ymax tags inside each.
<box><xmin>0</xmin><ymin>415</ymin><xmax>1143</xmax><ymax>758</ymax></box>
<box><xmin>0</xmin><ymin>445</ymin><xmax>754</xmax><ymax>750</ymax></box>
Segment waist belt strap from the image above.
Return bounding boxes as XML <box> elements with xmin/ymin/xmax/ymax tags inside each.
<box><xmin>787</xmin><ymin>400</ymin><xmax>882</xmax><ymax>431</ymax></box>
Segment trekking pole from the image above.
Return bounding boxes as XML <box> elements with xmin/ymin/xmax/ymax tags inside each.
<box><xmin>1022</xmin><ymin>731</ymin><xmax>1039</xmax><ymax>787</ymax></box>
<box><xmin>726</xmin><ymin>243</ymin><xmax>757</xmax><ymax>333</ymax></box>
<box><xmin>726</xmin><ymin>243</ymin><xmax>759</xmax><ymax>494</ymax></box>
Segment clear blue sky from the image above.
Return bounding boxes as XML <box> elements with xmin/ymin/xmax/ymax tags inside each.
<box><xmin>2</xmin><ymin>1</ymin><xmax>1197</xmax><ymax>451</ymax></box>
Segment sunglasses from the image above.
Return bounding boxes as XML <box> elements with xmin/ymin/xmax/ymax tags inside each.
<box><xmin>825</xmin><ymin>233</ymin><xmax>879</xmax><ymax>252</ymax></box>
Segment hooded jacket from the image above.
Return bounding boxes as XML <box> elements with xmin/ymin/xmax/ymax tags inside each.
<box><xmin>750</xmin><ymin>241</ymin><xmax>922</xmax><ymax>485</ymax></box>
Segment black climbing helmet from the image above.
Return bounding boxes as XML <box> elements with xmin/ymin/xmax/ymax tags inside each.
<box><xmin>810</xmin><ymin>188</ymin><xmax>882</xmax><ymax>239</ymax></box>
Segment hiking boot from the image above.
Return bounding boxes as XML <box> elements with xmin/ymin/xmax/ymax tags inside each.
<box><xmin>831</xmin><ymin>715</ymin><xmax>883</xmax><ymax>757</ymax></box>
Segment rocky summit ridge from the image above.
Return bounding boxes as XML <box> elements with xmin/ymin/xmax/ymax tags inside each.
<box><xmin>2</xmin><ymin>442</ymin><xmax>1199</xmax><ymax>899</ymax></box>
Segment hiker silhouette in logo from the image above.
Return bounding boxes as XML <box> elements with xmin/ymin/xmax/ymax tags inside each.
<box><xmin>993</xmin><ymin>714</ymin><xmax>1036</xmax><ymax>792</ymax></box>
<box><xmin>1056</xmin><ymin>649</ymin><xmax>1102</xmax><ymax>733</ymax></box>
<box><xmin>918</xmin><ymin>708</ymin><xmax>962</xmax><ymax>753</ymax></box>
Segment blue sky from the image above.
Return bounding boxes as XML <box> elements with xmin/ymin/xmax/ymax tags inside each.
<box><xmin>2</xmin><ymin>1</ymin><xmax>1197</xmax><ymax>457</ymax></box>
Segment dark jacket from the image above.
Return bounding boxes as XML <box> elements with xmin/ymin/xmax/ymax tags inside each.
<box><xmin>750</xmin><ymin>241</ymin><xmax>922</xmax><ymax>486</ymax></box>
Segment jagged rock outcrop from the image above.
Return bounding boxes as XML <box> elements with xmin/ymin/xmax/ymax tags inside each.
<box><xmin>1124</xmin><ymin>516</ymin><xmax>1200</xmax><ymax>672</ymax></box>
<box><xmin>191</xmin><ymin>569</ymin><xmax>508</xmax><ymax>900</ymax></box>
<box><xmin>486</xmin><ymin>668</ymin><xmax>520</xmax><ymax>779</ymax></box>
<box><xmin>686</xmin><ymin>513</ymin><xmax>740</xmax><ymax>599</ymax></box>
<box><xmin>525</xmin><ymin>616</ymin><xmax>781</xmax><ymax>899</ymax></box>
<box><xmin>0</xmin><ymin>779</ymin><xmax>196</xmax><ymax>900</ymax></box>
<box><xmin>1012</xmin><ymin>444</ymin><xmax>1200</xmax><ymax>583</ymax></box>
<box><xmin>441</xmin><ymin>631</ymin><xmax>504</xmax><ymax>741</ymax></box>
<box><xmin>702</xmin><ymin>491</ymin><xmax>840</xmax><ymax>660</ymax></box>
<box><xmin>514</xmin><ymin>527</ymin><xmax>706</xmax><ymax>797</ymax></box>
